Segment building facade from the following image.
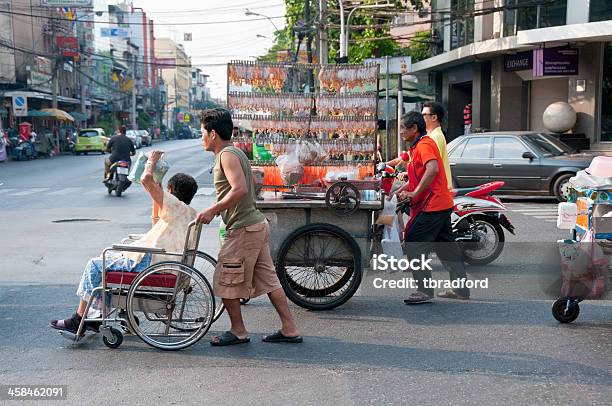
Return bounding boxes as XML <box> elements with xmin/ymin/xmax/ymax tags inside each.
<box><xmin>403</xmin><ymin>0</ymin><xmax>612</xmax><ymax>151</ymax></box>
<box><xmin>190</xmin><ymin>67</ymin><xmax>210</xmax><ymax>110</ymax></box>
<box><xmin>155</xmin><ymin>37</ymin><xmax>191</xmax><ymax>130</ymax></box>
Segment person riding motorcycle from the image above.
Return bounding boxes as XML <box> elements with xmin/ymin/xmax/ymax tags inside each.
<box><xmin>104</xmin><ymin>125</ymin><xmax>135</xmax><ymax>181</ymax></box>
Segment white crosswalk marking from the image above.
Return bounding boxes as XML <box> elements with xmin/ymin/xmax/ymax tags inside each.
<box><xmin>506</xmin><ymin>203</ymin><xmax>559</xmax><ymax>223</ymax></box>
<box><xmin>8</xmin><ymin>188</ymin><xmax>50</xmax><ymax>196</ymax></box>
<box><xmin>195</xmin><ymin>187</ymin><xmax>216</xmax><ymax>197</ymax></box>
<box><xmin>47</xmin><ymin>187</ymin><xmax>83</xmax><ymax>196</ymax></box>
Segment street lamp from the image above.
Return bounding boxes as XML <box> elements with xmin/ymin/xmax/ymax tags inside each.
<box><xmin>339</xmin><ymin>1</ymin><xmax>393</xmax><ymax>58</ymax></box>
<box><xmin>245</xmin><ymin>8</ymin><xmax>280</xmax><ymax>32</ymax></box>
<box><xmin>340</xmin><ymin>0</ymin><xmax>393</xmax><ymax>57</ymax></box>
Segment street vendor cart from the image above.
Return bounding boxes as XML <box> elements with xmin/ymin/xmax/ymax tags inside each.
<box><xmin>228</xmin><ymin>61</ymin><xmax>384</xmax><ymax>310</ymax></box>
<box><xmin>552</xmin><ymin>157</ymin><xmax>612</xmax><ymax>323</ymax></box>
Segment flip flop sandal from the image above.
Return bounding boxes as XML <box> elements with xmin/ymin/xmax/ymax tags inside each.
<box><xmin>403</xmin><ymin>292</ymin><xmax>433</xmax><ymax>305</ymax></box>
<box><xmin>210</xmin><ymin>331</ymin><xmax>250</xmax><ymax>347</ymax></box>
<box><xmin>262</xmin><ymin>330</ymin><xmax>303</xmax><ymax>343</ymax></box>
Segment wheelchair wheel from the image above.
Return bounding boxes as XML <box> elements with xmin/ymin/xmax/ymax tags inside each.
<box><xmin>126</xmin><ymin>262</ymin><xmax>215</xmax><ymax>350</ymax></box>
<box><xmin>102</xmin><ymin>327</ymin><xmax>123</xmax><ymax>349</ymax></box>
<box><xmin>189</xmin><ymin>251</ymin><xmax>225</xmax><ymax>322</ymax></box>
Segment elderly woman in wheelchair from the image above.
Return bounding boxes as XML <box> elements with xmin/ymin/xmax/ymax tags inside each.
<box><xmin>49</xmin><ymin>151</ymin><xmax>218</xmax><ymax>350</ymax></box>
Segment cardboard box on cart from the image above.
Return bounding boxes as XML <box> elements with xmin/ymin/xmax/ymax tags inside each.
<box><xmin>575</xmin><ymin>197</ymin><xmax>612</xmax><ymax>239</ymax></box>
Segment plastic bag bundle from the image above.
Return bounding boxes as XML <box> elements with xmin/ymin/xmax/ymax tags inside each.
<box><xmin>275</xmin><ymin>150</ymin><xmax>303</xmax><ymax>186</ymax></box>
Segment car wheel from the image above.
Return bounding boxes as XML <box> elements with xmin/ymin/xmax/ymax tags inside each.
<box><xmin>553</xmin><ymin>173</ymin><xmax>574</xmax><ymax>202</ymax></box>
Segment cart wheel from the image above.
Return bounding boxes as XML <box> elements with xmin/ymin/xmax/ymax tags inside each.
<box><xmin>325</xmin><ymin>182</ymin><xmax>360</xmax><ymax>216</ymax></box>
<box><xmin>552</xmin><ymin>298</ymin><xmax>580</xmax><ymax>323</ymax></box>
<box><xmin>102</xmin><ymin>327</ymin><xmax>123</xmax><ymax>349</ymax></box>
<box><xmin>126</xmin><ymin>262</ymin><xmax>215</xmax><ymax>350</ymax></box>
<box><xmin>277</xmin><ymin>223</ymin><xmax>362</xmax><ymax>311</ymax></box>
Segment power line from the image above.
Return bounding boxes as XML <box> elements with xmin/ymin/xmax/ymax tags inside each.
<box><xmin>0</xmin><ymin>8</ymin><xmax>288</xmax><ymax>26</ymax></box>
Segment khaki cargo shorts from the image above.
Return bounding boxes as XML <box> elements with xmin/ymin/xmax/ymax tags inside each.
<box><xmin>214</xmin><ymin>220</ymin><xmax>282</xmax><ymax>300</ymax></box>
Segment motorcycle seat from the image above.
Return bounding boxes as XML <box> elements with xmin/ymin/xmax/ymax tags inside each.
<box><xmin>452</xmin><ymin>187</ymin><xmax>480</xmax><ymax>197</ymax></box>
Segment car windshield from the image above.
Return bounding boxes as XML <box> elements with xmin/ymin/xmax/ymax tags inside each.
<box><xmin>523</xmin><ymin>133</ymin><xmax>575</xmax><ymax>157</ymax></box>
<box><xmin>79</xmin><ymin>131</ymin><xmax>99</xmax><ymax>137</ymax></box>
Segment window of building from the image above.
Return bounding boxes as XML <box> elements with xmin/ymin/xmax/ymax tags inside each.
<box><xmin>590</xmin><ymin>0</ymin><xmax>612</xmax><ymax>22</ymax></box>
<box><xmin>450</xmin><ymin>0</ymin><xmax>474</xmax><ymax>50</ymax></box>
<box><xmin>503</xmin><ymin>0</ymin><xmax>567</xmax><ymax>37</ymax></box>
<box><xmin>601</xmin><ymin>43</ymin><xmax>612</xmax><ymax>142</ymax></box>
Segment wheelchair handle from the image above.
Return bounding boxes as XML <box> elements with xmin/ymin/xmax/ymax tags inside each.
<box><xmin>111</xmin><ymin>244</ymin><xmax>166</xmax><ymax>254</ymax></box>
<box><xmin>183</xmin><ymin>220</ymin><xmax>203</xmax><ymax>254</ymax></box>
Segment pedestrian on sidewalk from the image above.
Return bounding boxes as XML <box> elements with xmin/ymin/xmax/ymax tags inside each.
<box><xmin>393</xmin><ymin>111</ymin><xmax>470</xmax><ymax>304</ymax></box>
<box><xmin>463</xmin><ymin>101</ymin><xmax>472</xmax><ymax>135</ymax></box>
<box><xmin>196</xmin><ymin>108</ymin><xmax>302</xmax><ymax>346</ymax></box>
<box><xmin>422</xmin><ymin>102</ymin><xmax>453</xmax><ymax>189</ymax></box>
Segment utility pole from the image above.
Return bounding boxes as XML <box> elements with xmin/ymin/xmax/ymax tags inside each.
<box><xmin>131</xmin><ymin>55</ymin><xmax>137</xmax><ymax>129</ymax></box>
<box><xmin>52</xmin><ymin>62</ymin><xmax>58</xmax><ymax>109</ymax></box>
<box><xmin>80</xmin><ymin>58</ymin><xmax>86</xmax><ymax>115</ymax></box>
<box><xmin>305</xmin><ymin>0</ymin><xmax>313</xmax><ymax>91</ymax></box>
<box><xmin>385</xmin><ymin>56</ymin><xmax>390</xmax><ymax>160</ymax></box>
<box><xmin>397</xmin><ymin>75</ymin><xmax>403</xmax><ymax>157</ymax></box>
<box><xmin>319</xmin><ymin>0</ymin><xmax>328</xmax><ymax>64</ymax></box>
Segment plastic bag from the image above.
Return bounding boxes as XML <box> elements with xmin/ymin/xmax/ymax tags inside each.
<box><xmin>559</xmin><ymin>232</ymin><xmax>610</xmax><ymax>299</ymax></box>
<box><xmin>376</xmin><ymin>195</ymin><xmax>397</xmax><ymax>226</ymax></box>
<box><xmin>297</xmin><ymin>140</ymin><xmax>328</xmax><ymax>165</ymax></box>
<box><xmin>128</xmin><ymin>152</ymin><xmax>170</xmax><ymax>184</ymax></box>
<box><xmin>276</xmin><ymin>150</ymin><xmax>303</xmax><ymax>186</ymax></box>
<box><xmin>381</xmin><ymin>214</ymin><xmax>403</xmax><ymax>273</ymax></box>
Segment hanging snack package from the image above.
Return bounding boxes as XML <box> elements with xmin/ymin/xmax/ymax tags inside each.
<box><xmin>276</xmin><ymin>150</ymin><xmax>303</xmax><ymax>186</ymax></box>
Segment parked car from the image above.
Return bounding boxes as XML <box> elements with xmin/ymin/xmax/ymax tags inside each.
<box><xmin>447</xmin><ymin>132</ymin><xmax>593</xmax><ymax>201</ymax></box>
<box><xmin>126</xmin><ymin>130</ymin><xmax>142</xmax><ymax>149</ymax></box>
<box><xmin>75</xmin><ymin>128</ymin><xmax>106</xmax><ymax>155</ymax></box>
<box><xmin>137</xmin><ymin>130</ymin><xmax>152</xmax><ymax>146</ymax></box>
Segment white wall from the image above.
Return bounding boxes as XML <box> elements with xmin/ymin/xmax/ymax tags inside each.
<box><xmin>567</xmin><ymin>0</ymin><xmax>591</xmax><ymax>25</ymax></box>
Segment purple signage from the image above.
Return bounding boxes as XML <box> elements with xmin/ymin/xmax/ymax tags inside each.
<box><xmin>533</xmin><ymin>47</ymin><xmax>579</xmax><ymax>77</ymax></box>
<box><xmin>504</xmin><ymin>51</ymin><xmax>533</xmax><ymax>72</ymax></box>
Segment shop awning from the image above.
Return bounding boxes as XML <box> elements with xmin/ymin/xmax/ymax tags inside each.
<box><xmin>69</xmin><ymin>111</ymin><xmax>88</xmax><ymax>122</ymax></box>
<box><xmin>27</xmin><ymin>109</ymin><xmax>54</xmax><ymax>117</ymax></box>
<box><xmin>39</xmin><ymin>108</ymin><xmax>75</xmax><ymax>122</ymax></box>
<box><xmin>2</xmin><ymin>91</ymin><xmax>91</xmax><ymax>106</ymax></box>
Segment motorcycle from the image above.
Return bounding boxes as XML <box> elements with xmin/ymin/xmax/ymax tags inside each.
<box><xmin>8</xmin><ymin>134</ymin><xmax>34</xmax><ymax>161</ymax></box>
<box><xmin>450</xmin><ymin>182</ymin><xmax>515</xmax><ymax>265</ymax></box>
<box><xmin>104</xmin><ymin>161</ymin><xmax>131</xmax><ymax>197</ymax></box>
<box><xmin>378</xmin><ymin>163</ymin><xmax>515</xmax><ymax>265</ymax></box>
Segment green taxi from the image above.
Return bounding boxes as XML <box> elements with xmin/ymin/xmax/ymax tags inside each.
<box><xmin>75</xmin><ymin>128</ymin><xmax>107</xmax><ymax>155</ymax></box>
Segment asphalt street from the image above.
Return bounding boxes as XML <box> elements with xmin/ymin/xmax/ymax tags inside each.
<box><xmin>0</xmin><ymin>140</ymin><xmax>610</xmax><ymax>405</ymax></box>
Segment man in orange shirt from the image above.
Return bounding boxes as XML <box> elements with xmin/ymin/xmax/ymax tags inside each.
<box><xmin>394</xmin><ymin>112</ymin><xmax>469</xmax><ymax>303</ymax></box>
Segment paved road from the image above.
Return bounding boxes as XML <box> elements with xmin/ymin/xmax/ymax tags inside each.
<box><xmin>0</xmin><ymin>143</ymin><xmax>610</xmax><ymax>405</ymax></box>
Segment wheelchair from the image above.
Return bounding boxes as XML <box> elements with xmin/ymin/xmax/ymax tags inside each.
<box><xmin>61</xmin><ymin>221</ymin><xmax>222</xmax><ymax>351</ymax></box>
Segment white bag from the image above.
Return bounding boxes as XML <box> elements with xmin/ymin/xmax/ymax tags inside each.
<box><xmin>377</xmin><ymin>195</ymin><xmax>398</xmax><ymax>226</ymax></box>
<box><xmin>381</xmin><ymin>199</ymin><xmax>403</xmax><ymax>272</ymax></box>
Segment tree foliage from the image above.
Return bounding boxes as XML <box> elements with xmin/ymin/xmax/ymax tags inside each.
<box><xmin>257</xmin><ymin>1</ymin><xmax>431</xmax><ymax>63</ymax></box>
